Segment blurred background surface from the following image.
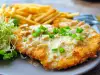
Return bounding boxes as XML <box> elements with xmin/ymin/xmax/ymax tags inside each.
<box><xmin>0</xmin><ymin>0</ymin><xmax>100</xmax><ymax>75</ymax></box>
<box><xmin>0</xmin><ymin>0</ymin><xmax>100</xmax><ymax>15</ymax></box>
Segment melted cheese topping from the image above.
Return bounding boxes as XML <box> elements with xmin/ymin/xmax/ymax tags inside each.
<box><xmin>18</xmin><ymin>24</ymin><xmax>96</xmax><ymax>62</ymax></box>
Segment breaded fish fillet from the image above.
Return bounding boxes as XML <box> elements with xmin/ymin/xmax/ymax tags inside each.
<box><xmin>13</xmin><ymin>21</ymin><xmax>100</xmax><ymax>70</ymax></box>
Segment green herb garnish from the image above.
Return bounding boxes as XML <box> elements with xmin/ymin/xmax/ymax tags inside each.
<box><xmin>32</xmin><ymin>32</ymin><xmax>39</xmax><ymax>37</ymax></box>
<box><xmin>32</xmin><ymin>25</ymin><xmax>85</xmax><ymax>41</ymax></box>
<box><xmin>68</xmin><ymin>33</ymin><xmax>72</xmax><ymax>36</ymax></box>
<box><xmin>3</xmin><ymin>53</ymin><xmax>13</xmax><ymax>60</ymax></box>
<box><xmin>35</xmin><ymin>28</ymin><xmax>41</xmax><ymax>34</ymax></box>
<box><xmin>76</xmin><ymin>36</ymin><xmax>84</xmax><ymax>41</ymax></box>
<box><xmin>59</xmin><ymin>28</ymin><xmax>66</xmax><ymax>35</ymax></box>
<box><xmin>59</xmin><ymin>28</ymin><xmax>66</xmax><ymax>33</ymax></box>
<box><xmin>59</xmin><ymin>26</ymin><xmax>71</xmax><ymax>36</ymax></box>
<box><xmin>13</xmin><ymin>18</ymin><xmax>19</xmax><ymax>26</ymax></box>
<box><xmin>9</xmin><ymin>18</ymin><xmax>19</xmax><ymax>27</ymax></box>
<box><xmin>53</xmin><ymin>28</ymin><xmax>59</xmax><ymax>34</ymax></box>
<box><xmin>32</xmin><ymin>25</ymin><xmax>49</xmax><ymax>37</ymax></box>
<box><xmin>65</xmin><ymin>26</ymin><xmax>71</xmax><ymax>31</ymax></box>
<box><xmin>0</xmin><ymin>50</ymin><xmax>5</xmax><ymax>55</ymax></box>
<box><xmin>39</xmin><ymin>25</ymin><xmax>48</xmax><ymax>34</ymax></box>
<box><xmin>76</xmin><ymin>28</ymin><xmax>83</xmax><ymax>33</ymax></box>
<box><xmin>3</xmin><ymin>50</ymin><xmax>17</xmax><ymax>60</ymax></box>
<box><xmin>52</xmin><ymin>48</ymin><xmax>58</xmax><ymax>52</ymax></box>
<box><xmin>40</xmin><ymin>25</ymin><xmax>47</xmax><ymax>30</ymax></box>
<box><xmin>59</xmin><ymin>47</ymin><xmax>65</xmax><ymax>53</ymax></box>
<box><xmin>71</xmin><ymin>34</ymin><xmax>77</xmax><ymax>38</ymax></box>
<box><xmin>49</xmin><ymin>33</ymin><xmax>54</xmax><ymax>38</ymax></box>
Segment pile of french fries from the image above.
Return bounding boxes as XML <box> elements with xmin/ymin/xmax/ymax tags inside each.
<box><xmin>0</xmin><ymin>4</ymin><xmax>79</xmax><ymax>25</ymax></box>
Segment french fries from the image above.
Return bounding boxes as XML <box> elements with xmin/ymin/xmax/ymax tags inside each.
<box><xmin>34</xmin><ymin>8</ymin><xmax>56</xmax><ymax>22</ymax></box>
<box><xmin>0</xmin><ymin>4</ymin><xmax>79</xmax><ymax>25</ymax></box>
<box><xmin>43</xmin><ymin>13</ymin><xmax>61</xmax><ymax>24</ymax></box>
<box><xmin>40</xmin><ymin>11</ymin><xmax>59</xmax><ymax>23</ymax></box>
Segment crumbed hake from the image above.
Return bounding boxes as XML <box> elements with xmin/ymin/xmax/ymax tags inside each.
<box><xmin>13</xmin><ymin>20</ymin><xmax>100</xmax><ymax>70</ymax></box>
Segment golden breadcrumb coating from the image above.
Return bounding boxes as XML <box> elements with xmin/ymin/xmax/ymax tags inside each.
<box><xmin>13</xmin><ymin>20</ymin><xmax>100</xmax><ymax>70</ymax></box>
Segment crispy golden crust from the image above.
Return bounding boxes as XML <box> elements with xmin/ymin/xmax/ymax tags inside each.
<box><xmin>32</xmin><ymin>34</ymin><xmax>100</xmax><ymax>69</ymax></box>
<box><xmin>14</xmin><ymin>25</ymin><xmax>100</xmax><ymax>70</ymax></box>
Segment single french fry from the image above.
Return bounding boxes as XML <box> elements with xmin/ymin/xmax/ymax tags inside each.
<box><xmin>20</xmin><ymin>20</ymin><xmax>27</xmax><ymax>24</ymax></box>
<box><xmin>27</xmin><ymin>14</ymin><xmax>32</xmax><ymax>20</ymax></box>
<box><xmin>40</xmin><ymin>11</ymin><xmax>58</xmax><ymax>23</ymax></box>
<box><xmin>17</xmin><ymin>7</ymin><xmax>28</xmax><ymax>11</ymax></box>
<box><xmin>31</xmin><ymin>13</ymin><xmax>42</xmax><ymax>20</ymax></box>
<box><xmin>17</xmin><ymin>7</ymin><xmax>39</xmax><ymax>14</ymax></box>
<box><xmin>58</xmin><ymin>12</ymin><xmax>68</xmax><ymax>18</ymax></box>
<box><xmin>16</xmin><ymin>10</ymin><xmax>29</xmax><ymax>16</ymax></box>
<box><xmin>15</xmin><ymin>14</ymin><xmax>38</xmax><ymax>25</ymax></box>
<box><xmin>34</xmin><ymin>8</ymin><xmax>56</xmax><ymax>22</ymax></box>
<box><xmin>28</xmin><ymin>7</ymin><xmax>39</xmax><ymax>14</ymax></box>
<box><xmin>10</xmin><ymin>7</ymin><xmax>16</xmax><ymax>15</ymax></box>
<box><xmin>43</xmin><ymin>13</ymin><xmax>61</xmax><ymax>24</ymax></box>
<box><xmin>39</xmin><ymin>6</ymin><xmax>51</xmax><ymax>12</ymax></box>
